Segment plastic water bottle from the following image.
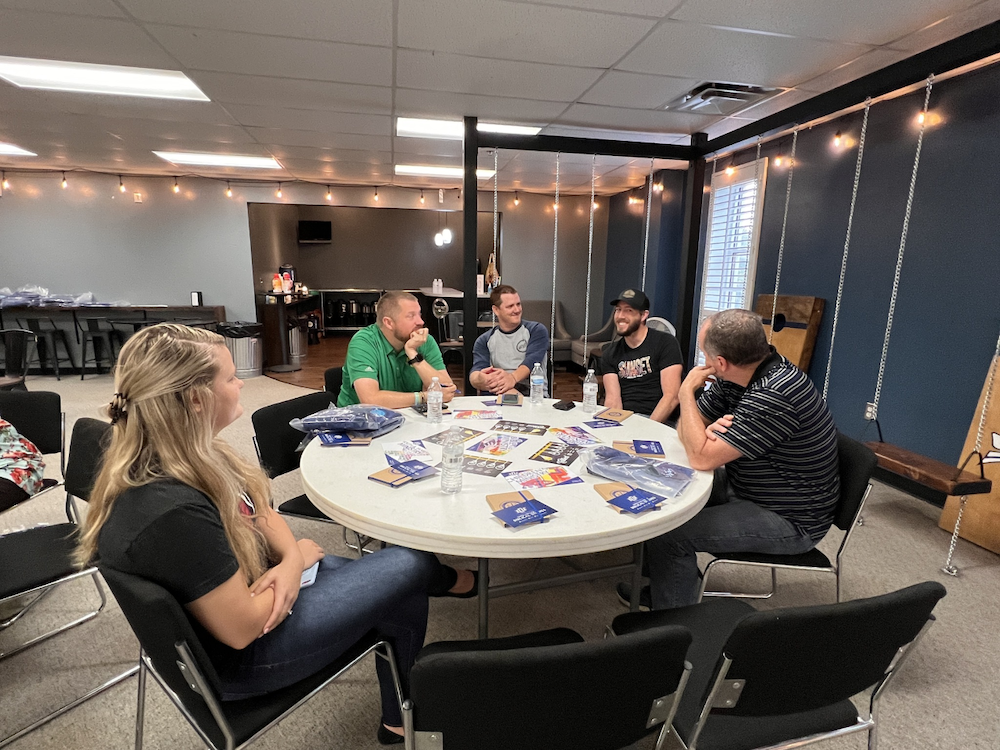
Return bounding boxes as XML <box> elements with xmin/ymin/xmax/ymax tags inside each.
<box><xmin>440</xmin><ymin>426</ymin><xmax>464</xmax><ymax>494</ymax></box>
<box><xmin>582</xmin><ymin>368</ymin><xmax>598</xmax><ymax>413</ymax></box>
<box><xmin>530</xmin><ymin>362</ymin><xmax>545</xmax><ymax>406</ymax></box>
<box><xmin>427</xmin><ymin>377</ymin><xmax>443</xmax><ymax>423</ymax></box>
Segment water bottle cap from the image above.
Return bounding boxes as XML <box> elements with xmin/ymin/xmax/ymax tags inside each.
<box><xmin>431</xmin><ymin>376</ymin><xmax>439</xmax><ymax>383</ymax></box>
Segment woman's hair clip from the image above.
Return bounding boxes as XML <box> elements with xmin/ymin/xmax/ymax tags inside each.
<box><xmin>109</xmin><ymin>392</ymin><xmax>128</xmax><ymax>425</ymax></box>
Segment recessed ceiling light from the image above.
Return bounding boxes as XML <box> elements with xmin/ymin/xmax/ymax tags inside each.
<box><xmin>0</xmin><ymin>142</ymin><xmax>36</xmax><ymax>156</ymax></box>
<box><xmin>394</xmin><ymin>164</ymin><xmax>495</xmax><ymax>179</ymax></box>
<box><xmin>153</xmin><ymin>151</ymin><xmax>282</xmax><ymax>169</ymax></box>
<box><xmin>396</xmin><ymin>117</ymin><xmax>541</xmax><ymax>140</ymax></box>
<box><xmin>0</xmin><ymin>56</ymin><xmax>210</xmax><ymax>101</ymax></box>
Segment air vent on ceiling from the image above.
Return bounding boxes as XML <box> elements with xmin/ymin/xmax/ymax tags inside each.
<box><xmin>666</xmin><ymin>82</ymin><xmax>780</xmax><ymax>116</ymax></box>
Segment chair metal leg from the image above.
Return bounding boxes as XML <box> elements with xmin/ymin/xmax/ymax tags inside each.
<box><xmin>135</xmin><ymin>653</ymin><xmax>148</xmax><ymax>750</ymax></box>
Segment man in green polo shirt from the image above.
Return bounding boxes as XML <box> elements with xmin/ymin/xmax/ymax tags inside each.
<box><xmin>338</xmin><ymin>290</ymin><xmax>458</xmax><ymax>408</ymax></box>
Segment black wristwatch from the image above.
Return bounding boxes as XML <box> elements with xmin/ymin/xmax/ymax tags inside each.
<box><xmin>407</xmin><ymin>352</ymin><xmax>425</xmax><ymax>365</ymax></box>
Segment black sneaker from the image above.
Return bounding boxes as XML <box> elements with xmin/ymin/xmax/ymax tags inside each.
<box><xmin>616</xmin><ymin>581</ymin><xmax>651</xmax><ymax>611</ymax></box>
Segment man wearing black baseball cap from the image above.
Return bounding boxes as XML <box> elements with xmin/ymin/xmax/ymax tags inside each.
<box><xmin>600</xmin><ymin>288</ymin><xmax>683</xmax><ymax>422</ymax></box>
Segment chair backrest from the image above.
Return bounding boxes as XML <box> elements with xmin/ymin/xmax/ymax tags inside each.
<box><xmin>646</xmin><ymin>317</ymin><xmax>676</xmax><ymax>336</ymax></box>
<box><xmin>705</xmin><ymin>581</ymin><xmax>946</xmax><ymax>720</ymax></box>
<box><xmin>445</xmin><ymin>310</ymin><xmax>464</xmax><ymax>341</ymax></box>
<box><xmin>1</xmin><ymin>329</ymin><xmax>35</xmax><ymax>379</ymax></box>
<box><xmin>64</xmin><ymin>418</ymin><xmax>112</xmax><ymax>501</ymax></box>
<box><xmin>410</xmin><ymin>624</ymin><xmax>692</xmax><ymax>750</ymax></box>
<box><xmin>251</xmin><ymin>391</ymin><xmax>335</xmax><ymax>478</ymax></box>
<box><xmin>0</xmin><ymin>390</ymin><xmax>62</xmax><ymax>455</ymax></box>
<box><xmin>324</xmin><ymin>366</ymin><xmax>344</xmax><ymax>397</ymax></box>
<box><xmin>833</xmin><ymin>433</ymin><xmax>878</xmax><ymax>530</ymax></box>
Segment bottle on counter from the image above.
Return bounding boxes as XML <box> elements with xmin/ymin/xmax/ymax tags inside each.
<box><xmin>440</xmin><ymin>425</ymin><xmax>464</xmax><ymax>494</ymax></box>
<box><xmin>530</xmin><ymin>362</ymin><xmax>545</xmax><ymax>406</ymax></box>
<box><xmin>281</xmin><ymin>272</ymin><xmax>293</xmax><ymax>293</ymax></box>
<box><xmin>582</xmin><ymin>368</ymin><xmax>598</xmax><ymax>413</ymax></box>
<box><xmin>427</xmin><ymin>377</ymin><xmax>443</xmax><ymax>424</ymax></box>
<box><xmin>271</xmin><ymin>273</ymin><xmax>283</xmax><ymax>293</ymax></box>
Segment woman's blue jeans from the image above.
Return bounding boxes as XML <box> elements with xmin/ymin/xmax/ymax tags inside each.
<box><xmin>219</xmin><ymin>546</ymin><xmax>438</xmax><ymax>726</ymax></box>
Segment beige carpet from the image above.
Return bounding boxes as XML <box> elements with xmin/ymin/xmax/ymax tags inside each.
<box><xmin>2</xmin><ymin>372</ymin><xmax>998</xmax><ymax>749</ymax></box>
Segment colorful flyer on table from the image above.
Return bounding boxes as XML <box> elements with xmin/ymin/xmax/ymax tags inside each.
<box><xmin>452</xmin><ymin>409</ymin><xmax>505</xmax><ymax>420</ymax></box>
<box><xmin>549</xmin><ymin>425</ymin><xmax>601</xmax><ymax>446</ymax></box>
<box><xmin>424</xmin><ymin>427</ymin><xmax>484</xmax><ymax>445</ymax></box>
<box><xmin>492</xmin><ymin>420</ymin><xmax>550</xmax><ymax>436</ymax></box>
<box><xmin>501</xmin><ymin>465</ymin><xmax>583</xmax><ymax>490</ymax></box>
<box><xmin>467</xmin><ymin>434</ymin><xmax>528</xmax><ymax>456</ymax></box>
<box><xmin>583</xmin><ymin>419</ymin><xmax>621</xmax><ymax>429</ymax></box>
<box><xmin>382</xmin><ymin>440</ymin><xmax>431</xmax><ymax>463</ymax></box>
<box><xmin>317</xmin><ymin>432</ymin><xmax>372</xmax><ymax>447</ymax></box>
<box><xmin>462</xmin><ymin>455</ymin><xmax>511</xmax><ymax>477</ymax></box>
<box><xmin>594</xmin><ymin>408</ymin><xmax>634</xmax><ymax>424</ymax></box>
<box><xmin>529</xmin><ymin>441</ymin><xmax>580</xmax><ymax>466</ymax></box>
<box><xmin>612</xmin><ymin>440</ymin><xmax>665</xmax><ymax>458</ymax></box>
<box><xmin>594</xmin><ymin>482</ymin><xmax>668</xmax><ymax>514</ymax></box>
<box><xmin>384</xmin><ymin>457</ymin><xmax>438</xmax><ymax>480</ymax></box>
<box><xmin>486</xmin><ymin>490</ymin><xmax>557</xmax><ymax>528</ymax></box>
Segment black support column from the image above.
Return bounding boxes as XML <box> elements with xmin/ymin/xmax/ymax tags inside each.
<box><xmin>677</xmin><ymin>132</ymin><xmax>708</xmax><ymax>358</ymax></box>
<box><xmin>462</xmin><ymin>116</ymin><xmax>479</xmax><ymax>395</ymax></box>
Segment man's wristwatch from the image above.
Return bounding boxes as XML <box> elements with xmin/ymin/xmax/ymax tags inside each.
<box><xmin>407</xmin><ymin>352</ymin><xmax>425</xmax><ymax>365</ymax></box>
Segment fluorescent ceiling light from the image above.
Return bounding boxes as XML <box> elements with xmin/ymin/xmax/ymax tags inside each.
<box><xmin>0</xmin><ymin>142</ymin><xmax>36</xmax><ymax>156</ymax></box>
<box><xmin>153</xmin><ymin>151</ymin><xmax>283</xmax><ymax>169</ymax></box>
<box><xmin>0</xmin><ymin>55</ymin><xmax>210</xmax><ymax>101</ymax></box>
<box><xmin>395</xmin><ymin>164</ymin><xmax>495</xmax><ymax>179</ymax></box>
<box><xmin>396</xmin><ymin>117</ymin><xmax>541</xmax><ymax>139</ymax></box>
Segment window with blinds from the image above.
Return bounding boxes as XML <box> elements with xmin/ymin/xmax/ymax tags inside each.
<box><xmin>695</xmin><ymin>159</ymin><xmax>768</xmax><ymax>361</ymax></box>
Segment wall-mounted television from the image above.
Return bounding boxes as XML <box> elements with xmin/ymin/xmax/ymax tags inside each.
<box><xmin>298</xmin><ymin>220</ymin><xmax>332</xmax><ymax>244</ymax></box>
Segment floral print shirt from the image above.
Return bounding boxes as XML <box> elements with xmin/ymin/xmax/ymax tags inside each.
<box><xmin>0</xmin><ymin>418</ymin><xmax>45</xmax><ymax>495</ymax></box>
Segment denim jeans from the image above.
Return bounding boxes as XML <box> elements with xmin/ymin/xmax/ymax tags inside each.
<box><xmin>218</xmin><ymin>546</ymin><xmax>438</xmax><ymax>726</ymax></box>
<box><xmin>645</xmin><ymin>468</ymin><xmax>816</xmax><ymax>610</ymax></box>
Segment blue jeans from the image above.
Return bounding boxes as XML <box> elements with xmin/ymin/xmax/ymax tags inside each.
<box><xmin>645</xmin><ymin>469</ymin><xmax>816</xmax><ymax>609</ymax></box>
<box><xmin>218</xmin><ymin>547</ymin><xmax>438</xmax><ymax>726</ymax></box>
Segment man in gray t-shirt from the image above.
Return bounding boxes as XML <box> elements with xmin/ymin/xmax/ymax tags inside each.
<box><xmin>470</xmin><ymin>285</ymin><xmax>550</xmax><ymax>396</ymax></box>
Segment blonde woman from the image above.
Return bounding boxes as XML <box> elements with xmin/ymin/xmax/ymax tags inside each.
<box><xmin>77</xmin><ymin>324</ymin><xmax>435</xmax><ymax>745</ymax></box>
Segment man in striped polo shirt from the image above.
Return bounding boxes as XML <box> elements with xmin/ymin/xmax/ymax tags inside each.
<box><xmin>638</xmin><ymin>309</ymin><xmax>839</xmax><ymax>610</ymax></box>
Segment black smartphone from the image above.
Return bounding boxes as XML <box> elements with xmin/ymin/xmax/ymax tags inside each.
<box><xmin>553</xmin><ymin>399</ymin><xmax>576</xmax><ymax>411</ymax></box>
<box><xmin>412</xmin><ymin>403</ymin><xmax>450</xmax><ymax>415</ymax></box>
<box><xmin>500</xmin><ymin>392</ymin><xmax>521</xmax><ymax>405</ymax></box>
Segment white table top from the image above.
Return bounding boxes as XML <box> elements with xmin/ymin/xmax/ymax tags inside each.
<box><xmin>300</xmin><ymin>396</ymin><xmax>712</xmax><ymax>559</ymax></box>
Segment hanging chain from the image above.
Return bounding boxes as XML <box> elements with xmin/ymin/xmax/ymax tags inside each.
<box><xmin>871</xmin><ymin>76</ymin><xmax>934</xmax><ymax>421</ymax></box>
<box><xmin>824</xmin><ymin>99</ymin><xmax>871</xmax><ymax>401</ymax></box>
<box><xmin>550</xmin><ymin>154</ymin><xmax>560</xmax><ymax>375</ymax></box>
<box><xmin>769</xmin><ymin>129</ymin><xmax>797</xmax><ymax>342</ymax></box>
<box><xmin>641</xmin><ymin>157</ymin><xmax>654</xmax><ymax>291</ymax></box>
<box><xmin>943</xmin><ymin>325</ymin><xmax>1000</xmax><ymax>574</ymax></box>
<box><xmin>583</xmin><ymin>155</ymin><xmax>597</xmax><ymax>363</ymax></box>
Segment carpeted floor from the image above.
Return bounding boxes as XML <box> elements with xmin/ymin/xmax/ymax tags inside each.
<box><xmin>2</xmin><ymin>372</ymin><xmax>998</xmax><ymax>749</ymax></box>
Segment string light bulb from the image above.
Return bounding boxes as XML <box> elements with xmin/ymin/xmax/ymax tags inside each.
<box><xmin>917</xmin><ymin>111</ymin><xmax>926</xmax><ymax>125</ymax></box>
<box><xmin>774</xmin><ymin>153</ymin><xmax>783</xmax><ymax>167</ymax></box>
<box><xmin>593</xmin><ymin>201</ymin><xmax>599</xmax><ymax>210</ymax></box>
<box><xmin>118</xmin><ymin>175</ymin><xmax>125</xmax><ymax>193</ymax></box>
<box><xmin>833</xmin><ymin>130</ymin><xmax>842</xmax><ymax>147</ymax></box>
<box><xmin>61</xmin><ymin>172</ymin><xmax>68</xmax><ymax>189</ymax></box>
<box><xmin>226</xmin><ymin>181</ymin><xmax>232</xmax><ymax>197</ymax></box>
<box><xmin>374</xmin><ymin>186</ymin><xmax>379</xmax><ymax>201</ymax></box>
<box><xmin>172</xmin><ymin>177</ymin><xmax>180</xmax><ymax>193</ymax></box>
<box><xmin>326</xmin><ymin>186</ymin><xmax>332</xmax><ymax>201</ymax></box>
<box><xmin>419</xmin><ymin>189</ymin><xmax>425</xmax><ymax>204</ymax></box>
<box><xmin>1</xmin><ymin>171</ymin><xmax>8</xmax><ymax>190</ymax></box>
<box><xmin>513</xmin><ymin>191</ymin><xmax>519</xmax><ymax>206</ymax></box>
<box><xmin>434</xmin><ymin>232</ymin><xmax>444</xmax><ymax>247</ymax></box>
<box><xmin>724</xmin><ymin>164</ymin><xmax>735</xmax><ymax>177</ymax></box>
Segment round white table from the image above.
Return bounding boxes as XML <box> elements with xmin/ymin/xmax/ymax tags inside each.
<box><xmin>300</xmin><ymin>396</ymin><xmax>712</xmax><ymax>635</ymax></box>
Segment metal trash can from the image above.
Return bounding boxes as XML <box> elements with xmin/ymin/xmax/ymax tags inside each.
<box><xmin>216</xmin><ymin>322</ymin><xmax>264</xmax><ymax>379</ymax></box>
<box><xmin>288</xmin><ymin>326</ymin><xmax>305</xmax><ymax>368</ymax></box>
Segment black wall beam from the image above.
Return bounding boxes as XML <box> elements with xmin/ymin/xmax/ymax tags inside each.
<box><xmin>462</xmin><ymin>116</ymin><xmax>479</xmax><ymax>395</ymax></box>
<box><xmin>677</xmin><ymin>133</ymin><xmax>708</xmax><ymax>358</ymax></box>
<box><xmin>478</xmin><ymin>132</ymin><xmax>694</xmax><ymax>161</ymax></box>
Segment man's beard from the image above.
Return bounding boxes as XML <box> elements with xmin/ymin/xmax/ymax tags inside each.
<box><xmin>617</xmin><ymin>318</ymin><xmax>642</xmax><ymax>337</ymax></box>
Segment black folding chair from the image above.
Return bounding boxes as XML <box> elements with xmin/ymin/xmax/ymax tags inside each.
<box><xmin>404</xmin><ymin>625</ymin><xmax>692</xmax><ymax>750</ymax></box>
<box><xmin>100</xmin><ymin>567</ymin><xmax>402</xmax><ymax>750</ymax></box>
<box><xmin>0</xmin><ymin>417</ymin><xmax>137</xmax><ymax>748</ymax></box>
<box><xmin>0</xmin><ymin>390</ymin><xmax>65</xmax><ymax>509</ymax></box>
<box><xmin>324</xmin><ymin>366</ymin><xmax>343</xmax><ymax>398</ymax></box>
<box><xmin>612</xmin><ymin>581</ymin><xmax>946</xmax><ymax>750</ymax></box>
<box><xmin>700</xmin><ymin>434</ymin><xmax>878</xmax><ymax>602</ymax></box>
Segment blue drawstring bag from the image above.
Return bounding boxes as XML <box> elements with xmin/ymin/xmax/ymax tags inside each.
<box><xmin>579</xmin><ymin>446</ymin><xmax>696</xmax><ymax>498</ymax></box>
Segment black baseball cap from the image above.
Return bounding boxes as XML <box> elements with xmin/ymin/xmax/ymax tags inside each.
<box><xmin>610</xmin><ymin>288</ymin><xmax>650</xmax><ymax>311</ymax></box>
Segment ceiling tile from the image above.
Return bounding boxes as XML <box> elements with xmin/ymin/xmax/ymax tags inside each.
<box><xmin>222</xmin><ymin>105</ymin><xmax>390</xmax><ymax>135</ymax></box>
<box><xmin>554</xmin><ymin>103</ymin><xmax>717</xmax><ymax>134</ymax></box>
<box><xmin>146</xmin><ymin>25</ymin><xmax>392</xmax><ymax>85</ymax></box>
<box><xmin>0</xmin><ymin>0</ymin><xmax>126</xmax><ymax>16</ymax></box>
<box><xmin>796</xmin><ymin>48</ymin><xmax>910</xmax><ymax>93</ymax></box>
<box><xmin>262</xmin><ymin>145</ymin><xmax>393</xmax><ymax>164</ymax></box>
<box><xmin>580</xmin><ymin>71</ymin><xmax>701</xmax><ymax>109</ymax></box>
<box><xmin>392</xmin><ymin>137</ymin><xmax>464</xmax><ymax>158</ymax></box>
<box><xmin>396</xmin><ymin>49</ymin><xmax>602</xmax><ymax>102</ymax></box>
<box><xmin>672</xmin><ymin>0</ymin><xmax>980</xmax><ymax>47</ymax></box>
<box><xmin>0</xmin><ymin>10</ymin><xmax>178</xmax><ymax>67</ymax></box>
<box><xmin>541</xmin><ymin>124</ymin><xmax>691</xmax><ymax>145</ymax></box>
<box><xmin>118</xmin><ymin>0</ymin><xmax>393</xmax><ymax>46</ymax></box>
<box><xmin>188</xmin><ymin>72</ymin><xmax>392</xmax><ymax>114</ymax></box>
<box><xmin>617</xmin><ymin>20</ymin><xmax>866</xmax><ymax>89</ymax></box>
<box><xmin>397</xmin><ymin>0</ymin><xmax>656</xmax><ymax>67</ymax></box>
<box><xmin>245</xmin><ymin>127</ymin><xmax>391</xmax><ymax>151</ymax></box>
<box><xmin>513</xmin><ymin>0</ymin><xmax>684</xmax><ymax>16</ymax></box>
<box><xmin>889</xmin><ymin>0</ymin><xmax>1000</xmax><ymax>52</ymax></box>
<box><xmin>394</xmin><ymin>88</ymin><xmax>568</xmax><ymax>122</ymax></box>
<box><xmin>277</xmin><ymin>158</ymin><xmax>393</xmax><ymax>181</ymax></box>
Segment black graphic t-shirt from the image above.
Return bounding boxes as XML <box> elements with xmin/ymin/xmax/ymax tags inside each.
<box><xmin>600</xmin><ymin>329</ymin><xmax>683</xmax><ymax>415</ymax></box>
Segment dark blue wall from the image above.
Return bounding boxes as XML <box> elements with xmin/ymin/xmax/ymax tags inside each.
<box><xmin>734</xmin><ymin>63</ymin><xmax>1000</xmax><ymax>463</ymax></box>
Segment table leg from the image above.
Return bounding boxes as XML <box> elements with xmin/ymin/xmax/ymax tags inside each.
<box><xmin>630</xmin><ymin>543</ymin><xmax>644</xmax><ymax>613</ymax></box>
<box><xmin>478</xmin><ymin>558</ymin><xmax>490</xmax><ymax>639</ymax></box>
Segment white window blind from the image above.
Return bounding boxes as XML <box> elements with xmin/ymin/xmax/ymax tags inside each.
<box><xmin>695</xmin><ymin>159</ymin><xmax>767</xmax><ymax>361</ymax></box>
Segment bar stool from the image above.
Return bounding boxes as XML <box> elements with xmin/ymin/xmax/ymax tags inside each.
<box><xmin>1</xmin><ymin>329</ymin><xmax>35</xmax><ymax>391</ymax></box>
<box><xmin>74</xmin><ymin>314</ymin><xmax>123</xmax><ymax>379</ymax></box>
<box><xmin>20</xmin><ymin>316</ymin><xmax>78</xmax><ymax>380</ymax></box>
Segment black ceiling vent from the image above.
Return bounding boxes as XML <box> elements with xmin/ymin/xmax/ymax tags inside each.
<box><xmin>666</xmin><ymin>82</ymin><xmax>781</xmax><ymax>116</ymax></box>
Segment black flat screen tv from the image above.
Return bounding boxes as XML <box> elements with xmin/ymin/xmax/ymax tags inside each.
<box><xmin>298</xmin><ymin>220</ymin><xmax>332</xmax><ymax>244</ymax></box>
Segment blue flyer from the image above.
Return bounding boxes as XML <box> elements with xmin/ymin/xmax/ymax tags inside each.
<box><xmin>492</xmin><ymin>499</ymin><xmax>557</xmax><ymax>528</ymax></box>
<box><xmin>607</xmin><ymin>487</ymin><xmax>666</xmax><ymax>514</ymax></box>
<box><xmin>633</xmin><ymin>440</ymin><xmax>665</xmax><ymax>455</ymax></box>
<box><xmin>584</xmin><ymin>419</ymin><xmax>620</xmax><ymax>429</ymax></box>
<box><xmin>385</xmin><ymin>457</ymin><xmax>438</xmax><ymax>480</ymax></box>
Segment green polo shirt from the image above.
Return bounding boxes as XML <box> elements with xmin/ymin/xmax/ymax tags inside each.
<box><xmin>337</xmin><ymin>324</ymin><xmax>446</xmax><ymax>406</ymax></box>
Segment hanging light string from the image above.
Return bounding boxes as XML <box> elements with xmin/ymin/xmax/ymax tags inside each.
<box><xmin>550</xmin><ymin>154</ymin><xmax>560</xmax><ymax>375</ymax></box>
<box><xmin>582</xmin><ymin>154</ymin><xmax>597</xmax><ymax>364</ymax></box>
<box><xmin>823</xmin><ymin>98</ymin><xmax>872</xmax><ymax>401</ymax></box>
<box><xmin>871</xmin><ymin>75</ymin><xmax>934</xmax><ymax>422</ymax></box>
<box><xmin>768</xmin><ymin>128</ymin><xmax>798</xmax><ymax>343</ymax></box>
<box><xmin>641</xmin><ymin>157</ymin><xmax>654</xmax><ymax>291</ymax></box>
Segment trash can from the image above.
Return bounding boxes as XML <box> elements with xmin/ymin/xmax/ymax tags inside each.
<box><xmin>288</xmin><ymin>326</ymin><xmax>305</xmax><ymax>368</ymax></box>
<box><xmin>216</xmin><ymin>322</ymin><xmax>264</xmax><ymax>379</ymax></box>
